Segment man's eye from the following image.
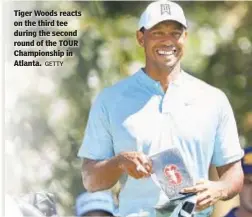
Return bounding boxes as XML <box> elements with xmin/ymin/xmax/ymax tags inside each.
<box><xmin>152</xmin><ymin>31</ymin><xmax>164</xmax><ymax>36</ymax></box>
<box><xmin>172</xmin><ymin>32</ymin><xmax>182</xmax><ymax>38</ymax></box>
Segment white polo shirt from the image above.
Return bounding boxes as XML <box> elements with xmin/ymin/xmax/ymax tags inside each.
<box><xmin>78</xmin><ymin>69</ymin><xmax>243</xmax><ymax>217</ymax></box>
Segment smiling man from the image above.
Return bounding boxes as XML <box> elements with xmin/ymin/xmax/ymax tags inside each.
<box><xmin>78</xmin><ymin>1</ymin><xmax>244</xmax><ymax>217</ymax></box>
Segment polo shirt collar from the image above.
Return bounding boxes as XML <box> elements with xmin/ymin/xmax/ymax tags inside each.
<box><xmin>135</xmin><ymin>68</ymin><xmax>205</xmax><ymax>107</ymax></box>
<box><xmin>136</xmin><ymin>68</ymin><xmax>186</xmax><ymax>93</ymax></box>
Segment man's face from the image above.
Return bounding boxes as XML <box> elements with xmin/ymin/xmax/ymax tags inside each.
<box><xmin>136</xmin><ymin>20</ymin><xmax>187</xmax><ymax>70</ymax></box>
<box><xmin>240</xmin><ymin>174</ymin><xmax>252</xmax><ymax>213</ymax></box>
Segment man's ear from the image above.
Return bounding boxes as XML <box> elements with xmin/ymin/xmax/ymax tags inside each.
<box><xmin>136</xmin><ymin>30</ymin><xmax>144</xmax><ymax>47</ymax></box>
<box><xmin>178</xmin><ymin>30</ymin><xmax>188</xmax><ymax>45</ymax></box>
<box><xmin>181</xmin><ymin>30</ymin><xmax>188</xmax><ymax>43</ymax></box>
<box><xmin>184</xmin><ymin>30</ymin><xmax>188</xmax><ymax>40</ymax></box>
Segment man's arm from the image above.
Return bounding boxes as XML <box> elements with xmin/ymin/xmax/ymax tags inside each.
<box><xmin>82</xmin><ymin>152</ymin><xmax>152</xmax><ymax>192</ymax></box>
<box><xmin>82</xmin><ymin>156</ymin><xmax>123</xmax><ymax>192</ymax></box>
<box><xmin>216</xmin><ymin>160</ymin><xmax>244</xmax><ymax>201</ymax></box>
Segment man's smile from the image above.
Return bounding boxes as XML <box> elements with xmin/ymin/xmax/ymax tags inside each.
<box><xmin>156</xmin><ymin>46</ymin><xmax>177</xmax><ymax>56</ymax></box>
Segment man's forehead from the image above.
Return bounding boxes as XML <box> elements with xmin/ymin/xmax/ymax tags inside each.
<box><xmin>151</xmin><ymin>20</ymin><xmax>184</xmax><ymax>30</ymax></box>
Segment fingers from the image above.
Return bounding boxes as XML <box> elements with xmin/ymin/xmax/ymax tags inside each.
<box><xmin>180</xmin><ymin>179</ymin><xmax>221</xmax><ymax>212</ymax></box>
<box><xmin>135</xmin><ymin>156</ymin><xmax>152</xmax><ymax>178</ymax></box>
<box><xmin>119</xmin><ymin>152</ymin><xmax>152</xmax><ymax>179</ymax></box>
<box><xmin>196</xmin><ymin>179</ymin><xmax>205</xmax><ymax>185</ymax></box>
<box><xmin>136</xmin><ymin>164</ymin><xmax>148</xmax><ymax>174</ymax></box>
<box><xmin>194</xmin><ymin>180</ymin><xmax>216</xmax><ymax>211</ymax></box>
<box><xmin>196</xmin><ymin>191</ymin><xmax>211</xmax><ymax>205</ymax></box>
<box><xmin>128</xmin><ymin>163</ymin><xmax>150</xmax><ymax>179</ymax></box>
<box><xmin>196</xmin><ymin>202</ymin><xmax>211</xmax><ymax>212</ymax></box>
<box><xmin>137</xmin><ymin>154</ymin><xmax>152</xmax><ymax>174</ymax></box>
<box><xmin>181</xmin><ymin>180</ymin><xmax>207</xmax><ymax>193</ymax></box>
<box><xmin>196</xmin><ymin>194</ymin><xmax>213</xmax><ymax>212</ymax></box>
<box><xmin>126</xmin><ymin>166</ymin><xmax>146</xmax><ymax>179</ymax></box>
<box><xmin>181</xmin><ymin>185</ymin><xmax>206</xmax><ymax>193</ymax></box>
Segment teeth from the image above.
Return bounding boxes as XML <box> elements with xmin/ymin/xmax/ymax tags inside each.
<box><xmin>157</xmin><ymin>50</ymin><xmax>175</xmax><ymax>55</ymax></box>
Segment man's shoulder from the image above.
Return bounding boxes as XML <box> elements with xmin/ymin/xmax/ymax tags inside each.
<box><xmin>95</xmin><ymin>73</ymin><xmax>138</xmax><ymax>105</ymax></box>
<box><xmin>107</xmin><ymin>73</ymin><xmax>138</xmax><ymax>93</ymax></box>
<box><xmin>183</xmin><ymin>72</ymin><xmax>227</xmax><ymax>100</ymax></box>
<box><xmin>183</xmin><ymin>72</ymin><xmax>219</xmax><ymax>92</ymax></box>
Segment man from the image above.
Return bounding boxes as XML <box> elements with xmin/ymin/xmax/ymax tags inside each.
<box><xmin>75</xmin><ymin>191</ymin><xmax>116</xmax><ymax>216</ymax></box>
<box><xmin>78</xmin><ymin>1</ymin><xmax>244</xmax><ymax>216</ymax></box>
<box><xmin>224</xmin><ymin>147</ymin><xmax>252</xmax><ymax>217</ymax></box>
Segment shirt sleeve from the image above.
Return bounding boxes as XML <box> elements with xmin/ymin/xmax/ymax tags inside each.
<box><xmin>211</xmin><ymin>92</ymin><xmax>244</xmax><ymax>167</ymax></box>
<box><xmin>77</xmin><ymin>90</ymin><xmax>114</xmax><ymax>160</ymax></box>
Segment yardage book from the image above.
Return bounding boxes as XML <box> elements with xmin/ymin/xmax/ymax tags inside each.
<box><xmin>150</xmin><ymin>147</ymin><xmax>195</xmax><ymax>202</ymax></box>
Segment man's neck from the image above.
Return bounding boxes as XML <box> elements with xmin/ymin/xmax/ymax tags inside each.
<box><xmin>235</xmin><ymin>207</ymin><xmax>252</xmax><ymax>217</ymax></box>
<box><xmin>143</xmin><ymin>62</ymin><xmax>181</xmax><ymax>92</ymax></box>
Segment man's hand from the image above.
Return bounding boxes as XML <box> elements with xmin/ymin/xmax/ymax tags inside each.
<box><xmin>181</xmin><ymin>179</ymin><xmax>226</xmax><ymax>212</ymax></box>
<box><xmin>117</xmin><ymin>151</ymin><xmax>152</xmax><ymax>179</ymax></box>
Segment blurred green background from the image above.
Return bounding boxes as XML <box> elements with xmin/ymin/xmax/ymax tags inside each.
<box><xmin>5</xmin><ymin>1</ymin><xmax>252</xmax><ymax>217</ymax></box>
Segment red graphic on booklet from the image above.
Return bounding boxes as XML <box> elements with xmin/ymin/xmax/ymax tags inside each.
<box><xmin>164</xmin><ymin>164</ymin><xmax>182</xmax><ymax>185</ymax></box>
